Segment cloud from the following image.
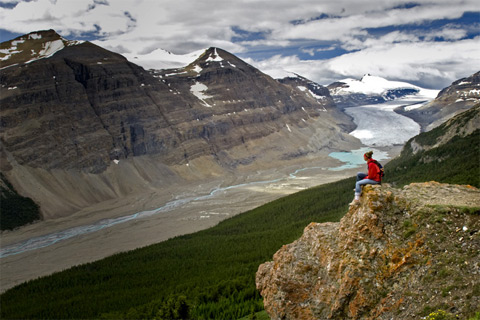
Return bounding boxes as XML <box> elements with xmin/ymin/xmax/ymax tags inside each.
<box><xmin>273</xmin><ymin>1</ymin><xmax>477</xmax><ymax>43</ymax></box>
<box><xmin>249</xmin><ymin>36</ymin><xmax>480</xmax><ymax>89</ymax></box>
<box><xmin>0</xmin><ymin>0</ymin><xmax>478</xmax><ymax>88</ymax></box>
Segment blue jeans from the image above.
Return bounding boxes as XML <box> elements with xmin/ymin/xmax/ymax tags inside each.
<box><xmin>355</xmin><ymin>173</ymin><xmax>379</xmax><ymax>193</ymax></box>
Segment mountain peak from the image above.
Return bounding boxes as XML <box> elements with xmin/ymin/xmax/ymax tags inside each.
<box><xmin>183</xmin><ymin>46</ymin><xmax>255</xmax><ymax>76</ymax></box>
<box><xmin>194</xmin><ymin>47</ymin><xmax>245</xmax><ymax>66</ymax></box>
<box><xmin>0</xmin><ymin>29</ymin><xmax>83</xmax><ymax>69</ymax></box>
<box><xmin>361</xmin><ymin>73</ymin><xmax>372</xmax><ymax>80</ymax></box>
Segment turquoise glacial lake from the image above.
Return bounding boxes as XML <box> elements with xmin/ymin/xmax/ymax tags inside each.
<box><xmin>329</xmin><ymin>147</ymin><xmax>389</xmax><ymax>171</ymax></box>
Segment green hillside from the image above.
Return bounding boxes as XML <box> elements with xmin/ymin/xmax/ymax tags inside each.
<box><xmin>1</xmin><ymin>177</ymin><xmax>354</xmax><ymax>319</ymax></box>
<box><xmin>1</xmin><ymin>107</ymin><xmax>479</xmax><ymax>319</ymax></box>
<box><xmin>385</xmin><ymin>105</ymin><xmax>479</xmax><ymax>188</ymax></box>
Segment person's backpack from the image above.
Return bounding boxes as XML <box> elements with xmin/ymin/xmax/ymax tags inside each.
<box><xmin>372</xmin><ymin>160</ymin><xmax>385</xmax><ymax>178</ymax></box>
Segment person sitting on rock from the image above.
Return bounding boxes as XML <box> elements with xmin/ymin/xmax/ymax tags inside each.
<box><xmin>351</xmin><ymin>151</ymin><xmax>382</xmax><ymax>204</ymax></box>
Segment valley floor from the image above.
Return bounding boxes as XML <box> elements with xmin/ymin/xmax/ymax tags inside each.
<box><xmin>0</xmin><ymin>154</ymin><xmax>370</xmax><ymax>292</ymax></box>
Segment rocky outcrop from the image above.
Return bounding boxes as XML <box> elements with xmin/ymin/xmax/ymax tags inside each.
<box><xmin>396</xmin><ymin>71</ymin><xmax>480</xmax><ymax>131</ymax></box>
<box><xmin>256</xmin><ymin>182</ymin><xmax>480</xmax><ymax>319</ymax></box>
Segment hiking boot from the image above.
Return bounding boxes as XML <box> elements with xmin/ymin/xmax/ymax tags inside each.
<box><xmin>349</xmin><ymin>199</ymin><xmax>360</xmax><ymax>206</ymax></box>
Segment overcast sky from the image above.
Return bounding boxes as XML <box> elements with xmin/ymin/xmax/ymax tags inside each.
<box><xmin>0</xmin><ymin>0</ymin><xmax>479</xmax><ymax>88</ymax></box>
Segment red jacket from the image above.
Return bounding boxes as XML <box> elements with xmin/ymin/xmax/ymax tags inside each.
<box><xmin>365</xmin><ymin>159</ymin><xmax>382</xmax><ymax>182</ymax></box>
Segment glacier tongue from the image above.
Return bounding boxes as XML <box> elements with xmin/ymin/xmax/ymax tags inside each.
<box><xmin>346</xmin><ymin>97</ymin><xmax>427</xmax><ymax>146</ymax></box>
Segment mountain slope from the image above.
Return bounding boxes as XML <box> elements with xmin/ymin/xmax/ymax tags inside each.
<box><xmin>0</xmin><ymin>30</ymin><xmax>358</xmax><ymax>221</ymax></box>
<box><xmin>386</xmin><ymin>104</ymin><xmax>480</xmax><ymax>187</ymax></box>
<box><xmin>278</xmin><ymin>73</ymin><xmax>356</xmax><ymax>132</ymax></box>
<box><xmin>396</xmin><ymin>71</ymin><xmax>480</xmax><ymax>131</ymax></box>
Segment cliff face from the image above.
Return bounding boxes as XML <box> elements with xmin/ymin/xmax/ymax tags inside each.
<box><xmin>1</xmin><ymin>32</ymin><xmax>352</xmax><ymax>174</ymax></box>
<box><xmin>256</xmin><ymin>182</ymin><xmax>480</xmax><ymax>319</ymax></box>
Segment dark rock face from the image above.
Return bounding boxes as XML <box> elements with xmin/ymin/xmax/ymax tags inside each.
<box><xmin>0</xmin><ymin>31</ymin><xmax>357</xmax><ymax>218</ymax></box>
<box><xmin>0</xmin><ymin>39</ymin><xmax>350</xmax><ymax>173</ymax></box>
<box><xmin>396</xmin><ymin>71</ymin><xmax>480</xmax><ymax>131</ymax></box>
<box><xmin>279</xmin><ymin>75</ymin><xmax>356</xmax><ymax>132</ymax></box>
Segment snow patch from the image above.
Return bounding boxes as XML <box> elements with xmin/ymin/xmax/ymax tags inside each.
<box><xmin>286</xmin><ymin>124</ymin><xmax>292</xmax><ymax>132</ymax></box>
<box><xmin>311</xmin><ymin>92</ymin><xmax>327</xmax><ymax>100</ymax></box>
<box><xmin>165</xmin><ymin>71</ymin><xmax>187</xmax><ymax>77</ymax></box>
<box><xmin>193</xmin><ymin>65</ymin><xmax>202</xmax><ymax>73</ymax></box>
<box><xmin>12</xmin><ymin>39</ymin><xmax>25</xmax><ymax>46</ymax></box>
<box><xmin>404</xmin><ymin>102</ymin><xmax>428</xmax><ymax>111</ymax></box>
<box><xmin>297</xmin><ymin>85</ymin><xmax>327</xmax><ymax>101</ymax></box>
<box><xmin>206</xmin><ymin>48</ymin><xmax>223</xmax><ymax>62</ymax></box>
<box><xmin>28</xmin><ymin>33</ymin><xmax>42</xmax><ymax>40</ymax></box>
<box><xmin>190</xmin><ymin>81</ymin><xmax>213</xmax><ymax>107</ymax></box>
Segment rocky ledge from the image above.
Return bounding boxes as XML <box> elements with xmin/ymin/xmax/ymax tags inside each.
<box><xmin>256</xmin><ymin>182</ymin><xmax>480</xmax><ymax>319</ymax></box>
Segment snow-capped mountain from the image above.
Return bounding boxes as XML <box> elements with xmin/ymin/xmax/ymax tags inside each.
<box><xmin>0</xmin><ymin>29</ymin><xmax>83</xmax><ymax>69</ymax></box>
<box><xmin>327</xmin><ymin>74</ymin><xmax>438</xmax><ymax>108</ymax></box>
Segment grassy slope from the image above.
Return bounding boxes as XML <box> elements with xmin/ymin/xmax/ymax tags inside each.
<box><xmin>1</xmin><ymin>108</ymin><xmax>479</xmax><ymax>319</ymax></box>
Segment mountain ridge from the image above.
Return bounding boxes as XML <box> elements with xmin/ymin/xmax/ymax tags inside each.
<box><xmin>0</xmin><ymin>29</ymin><xmax>84</xmax><ymax>69</ymax></box>
<box><xmin>0</xmin><ymin>30</ymin><xmax>358</xmax><ymax>222</ymax></box>
<box><xmin>395</xmin><ymin>71</ymin><xmax>480</xmax><ymax>131</ymax></box>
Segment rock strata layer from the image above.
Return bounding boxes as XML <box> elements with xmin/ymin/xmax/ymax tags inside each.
<box><xmin>0</xmin><ymin>30</ymin><xmax>358</xmax><ymax>218</ymax></box>
<box><xmin>256</xmin><ymin>182</ymin><xmax>480</xmax><ymax>319</ymax></box>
